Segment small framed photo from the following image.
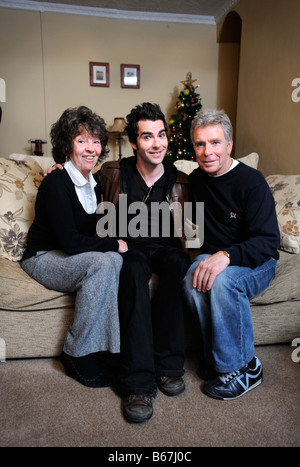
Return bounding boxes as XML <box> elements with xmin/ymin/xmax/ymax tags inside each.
<box><xmin>121</xmin><ymin>64</ymin><xmax>140</xmax><ymax>89</ymax></box>
<box><xmin>89</xmin><ymin>62</ymin><xmax>110</xmax><ymax>87</ymax></box>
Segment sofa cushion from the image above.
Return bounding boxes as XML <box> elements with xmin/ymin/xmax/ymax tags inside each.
<box><xmin>0</xmin><ymin>158</ymin><xmax>44</xmax><ymax>261</ymax></box>
<box><xmin>266</xmin><ymin>174</ymin><xmax>300</xmax><ymax>254</ymax></box>
<box><xmin>237</xmin><ymin>152</ymin><xmax>259</xmax><ymax>169</ymax></box>
<box><xmin>9</xmin><ymin>153</ymin><xmax>55</xmax><ymax>173</ymax></box>
<box><xmin>9</xmin><ymin>153</ymin><xmax>99</xmax><ymax>174</ymax></box>
<box><xmin>250</xmin><ymin>250</ymin><xmax>300</xmax><ymax>304</ymax></box>
<box><xmin>0</xmin><ymin>258</ymin><xmax>75</xmax><ymax>311</ymax></box>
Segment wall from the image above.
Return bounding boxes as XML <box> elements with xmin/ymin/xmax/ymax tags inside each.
<box><xmin>0</xmin><ymin>7</ymin><xmax>218</xmax><ymax>160</ymax></box>
<box><xmin>232</xmin><ymin>0</ymin><xmax>300</xmax><ymax>175</ymax></box>
<box><xmin>216</xmin><ymin>11</ymin><xmax>242</xmax><ymax>150</ymax></box>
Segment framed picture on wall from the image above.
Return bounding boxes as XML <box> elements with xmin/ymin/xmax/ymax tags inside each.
<box><xmin>89</xmin><ymin>62</ymin><xmax>110</xmax><ymax>87</ymax></box>
<box><xmin>121</xmin><ymin>64</ymin><xmax>140</xmax><ymax>89</ymax></box>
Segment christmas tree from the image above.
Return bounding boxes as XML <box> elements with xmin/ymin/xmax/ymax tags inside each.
<box><xmin>168</xmin><ymin>72</ymin><xmax>202</xmax><ymax>162</ymax></box>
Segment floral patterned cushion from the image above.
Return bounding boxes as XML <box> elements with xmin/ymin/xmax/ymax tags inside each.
<box><xmin>266</xmin><ymin>174</ymin><xmax>300</xmax><ymax>254</ymax></box>
<box><xmin>0</xmin><ymin>158</ymin><xmax>44</xmax><ymax>261</ymax></box>
<box><xmin>9</xmin><ymin>153</ymin><xmax>55</xmax><ymax>173</ymax></box>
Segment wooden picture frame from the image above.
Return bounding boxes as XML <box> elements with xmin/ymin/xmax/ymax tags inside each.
<box><xmin>89</xmin><ymin>62</ymin><xmax>110</xmax><ymax>87</ymax></box>
<box><xmin>121</xmin><ymin>64</ymin><xmax>140</xmax><ymax>89</ymax></box>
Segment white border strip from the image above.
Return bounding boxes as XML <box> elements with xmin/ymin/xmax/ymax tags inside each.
<box><xmin>0</xmin><ymin>0</ymin><xmax>217</xmax><ymax>25</ymax></box>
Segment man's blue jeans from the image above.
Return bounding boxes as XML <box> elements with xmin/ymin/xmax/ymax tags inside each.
<box><xmin>183</xmin><ymin>255</ymin><xmax>277</xmax><ymax>373</ymax></box>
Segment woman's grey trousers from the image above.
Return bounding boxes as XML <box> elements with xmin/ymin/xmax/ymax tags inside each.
<box><xmin>22</xmin><ymin>250</ymin><xmax>123</xmax><ymax>356</ymax></box>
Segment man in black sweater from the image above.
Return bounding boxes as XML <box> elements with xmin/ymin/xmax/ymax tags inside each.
<box><xmin>183</xmin><ymin>109</ymin><xmax>280</xmax><ymax>400</ymax></box>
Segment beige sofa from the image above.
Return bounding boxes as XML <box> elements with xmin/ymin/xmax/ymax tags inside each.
<box><xmin>0</xmin><ymin>153</ymin><xmax>300</xmax><ymax>359</ymax></box>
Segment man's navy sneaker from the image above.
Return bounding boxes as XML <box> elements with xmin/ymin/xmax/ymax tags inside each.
<box><xmin>203</xmin><ymin>356</ymin><xmax>263</xmax><ymax>400</ymax></box>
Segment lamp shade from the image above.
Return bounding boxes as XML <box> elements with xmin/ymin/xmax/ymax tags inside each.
<box><xmin>110</xmin><ymin>117</ymin><xmax>126</xmax><ymax>134</ymax></box>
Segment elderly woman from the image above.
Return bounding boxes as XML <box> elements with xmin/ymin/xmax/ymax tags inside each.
<box><xmin>21</xmin><ymin>106</ymin><xmax>127</xmax><ymax>387</ymax></box>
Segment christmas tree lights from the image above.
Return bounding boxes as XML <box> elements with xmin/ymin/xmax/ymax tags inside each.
<box><xmin>168</xmin><ymin>72</ymin><xmax>202</xmax><ymax>162</ymax></box>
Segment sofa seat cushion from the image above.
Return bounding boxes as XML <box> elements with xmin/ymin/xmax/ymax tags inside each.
<box><xmin>250</xmin><ymin>250</ymin><xmax>300</xmax><ymax>305</ymax></box>
<box><xmin>0</xmin><ymin>258</ymin><xmax>75</xmax><ymax>312</ymax></box>
<box><xmin>0</xmin><ymin>257</ymin><xmax>160</xmax><ymax>313</ymax></box>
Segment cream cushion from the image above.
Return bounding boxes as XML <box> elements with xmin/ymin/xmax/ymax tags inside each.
<box><xmin>0</xmin><ymin>257</ymin><xmax>75</xmax><ymax>311</ymax></box>
<box><xmin>266</xmin><ymin>174</ymin><xmax>300</xmax><ymax>254</ymax></box>
<box><xmin>251</xmin><ymin>250</ymin><xmax>300</xmax><ymax>304</ymax></box>
<box><xmin>237</xmin><ymin>152</ymin><xmax>259</xmax><ymax>169</ymax></box>
<box><xmin>8</xmin><ymin>153</ymin><xmax>100</xmax><ymax>173</ymax></box>
<box><xmin>9</xmin><ymin>153</ymin><xmax>55</xmax><ymax>173</ymax></box>
<box><xmin>174</xmin><ymin>159</ymin><xmax>198</xmax><ymax>175</ymax></box>
<box><xmin>0</xmin><ymin>157</ymin><xmax>44</xmax><ymax>261</ymax></box>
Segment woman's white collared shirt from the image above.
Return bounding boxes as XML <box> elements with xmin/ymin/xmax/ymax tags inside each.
<box><xmin>64</xmin><ymin>160</ymin><xmax>97</xmax><ymax>214</ymax></box>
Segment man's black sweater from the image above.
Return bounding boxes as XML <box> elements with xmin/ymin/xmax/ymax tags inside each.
<box><xmin>189</xmin><ymin>162</ymin><xmax>280</xmax><ymax>268</ymax></box>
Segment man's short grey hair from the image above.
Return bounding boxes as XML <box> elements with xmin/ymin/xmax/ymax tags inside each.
<box><xmin>191</xmin><ymin>109</ymin><xmax>233</xmax><ymax>144</ymax></box>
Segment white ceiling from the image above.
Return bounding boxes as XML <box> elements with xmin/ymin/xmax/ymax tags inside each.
<box><xmin>0</xmin><ymin>0</ymin><xmax>241</xmax><ymax>24</ymax></box>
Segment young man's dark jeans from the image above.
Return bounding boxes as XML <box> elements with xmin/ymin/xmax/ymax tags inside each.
<box><xmin>116</xmin><ymin>245</ymin><xmax>190</xmax><ymax>396</ymax></box>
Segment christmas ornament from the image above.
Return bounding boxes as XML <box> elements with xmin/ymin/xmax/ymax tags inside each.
<box><xmin>180</xmin><ymin>72</ymin><xmax>197</xmax><ymax>90</ymax></box>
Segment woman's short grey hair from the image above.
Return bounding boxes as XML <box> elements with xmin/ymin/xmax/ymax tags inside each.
<box><xmin>191</xmin><ymin>109</ymin><xmax>233</xmax><ymax>144</ymax></box>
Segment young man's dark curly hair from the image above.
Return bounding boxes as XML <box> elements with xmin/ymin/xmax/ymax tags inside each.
<box><xmin>50</xmin><ymin>106</ymin><xmax>109</xmax><ymax>165</ymax></box>
<box><xmin>125</xmin><ymin>102</ymin><xmax>168</xmax><ymax>155</ymax></box>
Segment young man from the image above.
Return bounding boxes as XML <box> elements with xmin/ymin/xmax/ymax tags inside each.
<box><xmin>98</xmin><ymin>103</ymin><xmax>191</xmax><ymax>422</ymax></box>
<box><xmin>183</xmin><ymin>109</ymin><xmax>280</xmax><ymax>400</ymax></box>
